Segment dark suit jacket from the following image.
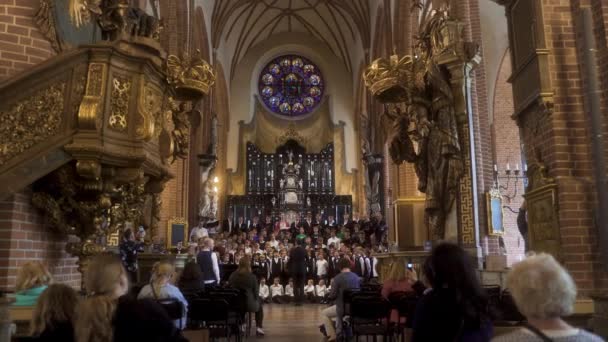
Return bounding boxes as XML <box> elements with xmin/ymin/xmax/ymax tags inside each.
<box><xmin>288</xmin><ymin>246</ymin><xmax>307</xmax><ymax>275</ymax></box>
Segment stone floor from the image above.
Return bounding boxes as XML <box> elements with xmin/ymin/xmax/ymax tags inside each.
<box><xmin>183</xmin><ymin>303</ymin><xmax>327</xmax><ymax>342</ymax></box>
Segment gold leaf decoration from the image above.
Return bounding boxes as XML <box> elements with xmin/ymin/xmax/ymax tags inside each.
<box><xmin>108</xmin><ymin>76</ymin><xmax>131</xmax><ymax>131</ymax></box>
<box><xmin>0</xmin><ymin>83</ymin><xmax>66</xmax><ymax>166</ymax></box>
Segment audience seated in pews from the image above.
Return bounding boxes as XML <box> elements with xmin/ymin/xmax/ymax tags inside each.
<box><xmin>28</xmin><ymin>283</ymin><xmax>78</xmax><ymax>342</ymax></box>
<box><xmin>138</xmin><ymin>261</ymin><xmax>188</xmax><ymax>329</ymax></box>
<box><xmin>492</xmin><ymin>253</ymin><xmax>603</xmax><ymax>342</ymax></box>
<box><xmin>13</xmin><ymin>261</ymin><xmax>52</xmax><ymax>307</ymax></box>
<box><xmin>411</xmin><ymin>243</ymin><xmax>492</xmax><ymax>342</ymax></box>
<box><xmin>228</xmin><ymin>256</ymin><xmax>265</xmax><ymax>336</ymax></box>
<box><xmin>75</xmin><ymin>254</ymin><xmax>187</xmax><ymax>342</ymax></box>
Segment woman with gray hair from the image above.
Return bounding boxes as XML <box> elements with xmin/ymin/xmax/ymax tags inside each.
<box><xmin>493</xmin><ymin>253</ymin><xmax>602</xmax><ymax>341</ymax></box>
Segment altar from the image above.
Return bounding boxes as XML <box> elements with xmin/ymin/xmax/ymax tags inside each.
<box><xmin>226</xmin><ymin>140</ymin><xmax>352</xmax><ymax>224</ymax></box>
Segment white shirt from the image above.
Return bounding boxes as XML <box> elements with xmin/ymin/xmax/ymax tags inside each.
<box><xmin>270</xmin><ymin>284</ymin><xmax>284</xmax><ymax>297</ymax></box>
<box><xmin>315</xmin><ymin>285</ymin><xmax>327</xmax><ymax>297</ymax></box>
<box><xmin>304</xmin><ymin>284</ymin><xmax>315</xmax><ymax>294</ymax></box>
<box><xmin>316</xmin><ymin>259</ymin><xmax>329</xmax><ymax>277</ymax></box>
<box><xmin>268</xmin><ymin>240</ymin><xmax>279</xmax><ymax>249</ymax></box>
<box><xmin>259</xmin><ymin>284</ymin><xmax>269</xmax><ymax>299</ymax></box>
<box><xmin>327</xmin><ymin>237</ymin><xmax>341</xmax><ymax>248</ymax></box>
<box><xmin>285</xmin><ymin>284</ymin><xmax>294</xmax><ymax>296</ymax></box>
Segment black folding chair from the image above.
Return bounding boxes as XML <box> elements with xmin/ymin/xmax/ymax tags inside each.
<box><xmin>389</xmin><ymin>291</ymin><xmax>419</xmax><ymax>342</ymax></box>
<box><xmin>351</xmin><ymin>296</ymin><xmax>392</xmax><ymax>341</ymax></box>
<box><xmin>157</xmin><ymin>298</ymin><xmax>186</xmax><ymax>330</ymax></box>
<box><xmin>189</xmin><ymin>298</ymin><xmax>233</xmax><ymax>341</ymax></box>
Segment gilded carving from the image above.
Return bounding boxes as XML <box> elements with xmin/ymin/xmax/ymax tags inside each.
<box><xmin>523</xmin><ymin>160</ymin><xmax>560</xmax><ymax>259</ymax></box>
<box><xmin>166</xmin><ymin>50</ymin><xmax>216</xmax><ymax>98</ymax></box>
<box><xmin>69</xmin><ymin>0</ymin><xmax>162</xmax><ymax>41</ymax></box>
<box><xmin>364</xmin><ymin>6</ymin><xmax>468</xmax><ymax>240</ymax></box>
<box><xmin>136</xmin><ymin>79</ymin><xmax>162</xmax><ymax>140</ymax></box>
<box><xmin>109</xmin><ymin>76</ymin><xmax>131</xmax><ymax>131</ymax></box>
<box><xmin>0</xmin><ymin>83</ymin><xmax>66</xmax><ymax>166</ymax></box>
<box><xmin>275</xmin><ymin>123</ymin><xmax>309</xmax><ymax>147</ymax></box>
<box><xmin>167</xmin><ymin>97</ymin><xmax>190</xmax><ymax>162</ymax></box>
<box><xmin>34</xmin><ymin>0</ymin><xmax>66</xmax><ymax>52</ymax></box>
<box><xmin>78</xmin><ymin>63</ymin><xmax>107</xmax><ymax>130</ymax></box>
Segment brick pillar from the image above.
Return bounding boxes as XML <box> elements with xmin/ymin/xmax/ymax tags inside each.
<box><xmin>0</xmin><ymin>0</ymin><xmax>55</xmax><ymax>80</ymax></box>
<box><xmin>0</xmin><ymin>190</ymin><xmax>80</xmax><ymax>290</ymax></box>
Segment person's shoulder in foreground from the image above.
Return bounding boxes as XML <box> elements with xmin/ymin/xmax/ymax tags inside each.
<box><xmin>492</xmin><ymin>328</ymin><xmax>604</xmax><ymax>342</ymax></box>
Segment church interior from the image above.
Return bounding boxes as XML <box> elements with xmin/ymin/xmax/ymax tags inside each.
<box><xmin>1</xmin><ymin>0</ymin><xmax>608</xmax><ymax>341</ymax></box>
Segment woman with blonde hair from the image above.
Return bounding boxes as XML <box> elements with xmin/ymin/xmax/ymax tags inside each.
<box><xmin>137</xmin><ymin>260</ymin><xmax>188</xmax><ymax>329</ymax></box>
<box><xmin>13</xmin><ymin>261</ymin><xmax>52</xmax><ymax>306</ymax></box>
<box><xmin>29</xmin><ymin>283</ymin><xmax>79</xmax><ymax>341</ymax></box>
<box><xmin>381</xmin><ymin>259</ymin><xmax>416</xmax><ymax>323</ymax></box>
<box><xmin>493</xmin><ymin>253</ymin><xmax>602</xmax><ymax>342</ymax></box>
<box><xmin>228</xmin><ymin>256</ymin><xmax>265</xmax><ymax>336</ymax></box>
<box><xmin>75</xmin><ymin>253</ymin><xmax>186</xmax><ymax>342</ymax></box>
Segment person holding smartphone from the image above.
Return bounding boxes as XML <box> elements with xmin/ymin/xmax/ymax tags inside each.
<box><xmin>381</xmin><ymin>259</ymin><xmax>417</xmax><ymax>323</ymax></box>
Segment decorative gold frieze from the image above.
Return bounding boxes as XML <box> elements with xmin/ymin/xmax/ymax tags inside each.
<box><xmin>0</xmin><ymin>83</ymin><xmax>66</xmax><ymax>166</ymax></box>
<box><xmin>166</xmin><ymin>50</ymin><xmax>216</xmax><ymax>99</ymax></box>
<box><xmin>108</xmin><ymin>76</ymin><xmax>131</xmax><ymax>131</ymax></box>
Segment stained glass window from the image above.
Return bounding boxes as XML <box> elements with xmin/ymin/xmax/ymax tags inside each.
<box><xmin>258</xmin><ymin>55</ymin><xmax>324</xmax><ymax>116</ymax></box>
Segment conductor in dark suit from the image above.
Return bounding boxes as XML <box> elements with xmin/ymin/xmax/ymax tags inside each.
<box><xmin>288</xmin><ymin>239</ymin><xmax>307</xmax><ymax>305</ymax></box>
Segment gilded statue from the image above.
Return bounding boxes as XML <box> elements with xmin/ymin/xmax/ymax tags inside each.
<box><xmin>364</xmin><ymin>6</ymin><xmax>464</xmax><ymax>240</ymax></box>
<box><xmin>167</xmin><ymin>98</ymin><xmax>190</xmax><ymax>162</ymax></box>
<box><xmin>69</xmin><ymin>0</ymin><xmax>161</xmax><ymax>41</ymax></box>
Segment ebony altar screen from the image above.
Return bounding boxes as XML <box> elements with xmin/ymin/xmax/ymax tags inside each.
<box><xmin>227</xmin><ymin>140</ymin><xmax>351</xmax><ymax>224</ymax></box>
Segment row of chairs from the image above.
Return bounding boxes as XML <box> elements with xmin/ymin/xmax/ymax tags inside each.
<box><xmin>184</xmin><ymin>286</ymin><xmax>249</xmax><ymax>341</ymax></box>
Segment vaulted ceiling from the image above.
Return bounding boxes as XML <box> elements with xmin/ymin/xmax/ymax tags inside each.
<box><xmin>208</xmin><ymin>0</ymin><xmax>371</xmax><ymax>79</ymax></box>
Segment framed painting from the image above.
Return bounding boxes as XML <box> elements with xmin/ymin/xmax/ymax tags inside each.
<box><xmin>486</xmin><ymin>189</ymin><xmax>504</xmax><ymax>236</ymax></box>
<box><xmin>167</xmin><ymin>217</ymin><xmax>188</xmax><ymax>250</ymax></box>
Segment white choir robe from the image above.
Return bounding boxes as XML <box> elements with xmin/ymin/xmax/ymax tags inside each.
<box><xmin>285</xmin><ymin>284</ymin><xmax>294</xmax><ymax>297</ymax></box>
<box><xmin>259</xmin><ymin>284</ymin><xmax>270</xmax><ymax>300</ymax></box>
<box><xmin>270</xmin><ymin>284</ymin><xmax>284</xmax><ymax>298</ymax></box>
<box><xmin>315</xmin><ymin>285</ymin><xmax>327</xmax><ymax>297</ymax></box>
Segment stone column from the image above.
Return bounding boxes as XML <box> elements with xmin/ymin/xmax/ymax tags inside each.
<box><xmin>436</xmin><ymin>20</ymin><xmax>483</xmax><ymax>261</ymax></box>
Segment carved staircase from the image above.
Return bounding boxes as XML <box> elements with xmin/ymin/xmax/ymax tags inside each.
<box><xmin>0</xmin><ymin>34</ymin><xmax>214</xmax><ymax>273</ymax></box>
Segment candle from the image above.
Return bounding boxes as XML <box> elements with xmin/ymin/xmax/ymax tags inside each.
<box><xmin>494</xmin><ymin>164</ymin><xmax>497</xmax><ymax>172</ymax></box>
<box><xmin>524</xmin><ymin>164</ymin><xmax>528</xmax><ymax>172</ymax></box>
<box><xmin>506</xmin><ymin>163</ymin><xmax>511</xmax><ymax>171</ymax></box>
<box><xmin>515</xmin><ymin>163</ymin><xmax>520</xmax><ymax>171</ymax></box>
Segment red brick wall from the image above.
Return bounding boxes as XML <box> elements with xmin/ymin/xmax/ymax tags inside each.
<box><xmin>507</xmin><ymin>0</ymin><xmax>608</xmax><ymax>294</ymax></box>
<box><xmin>0</xmin><ymin>190</ymin><xmax>80</xmax><ymax>291</ymax></box>
<box><xmin>0</xmin><ymin>0</ymin><xmax>79</xmax><ymax>290</ymax></box>
<box><xmin>491</xmin><ymin>51</ymin><xmax>525</xmax><ymax>265</ymax></box>
<box><xmin>0</xmin><ymin>0</ymin><xmax>54</xmax><ymax>79</ymax></box>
